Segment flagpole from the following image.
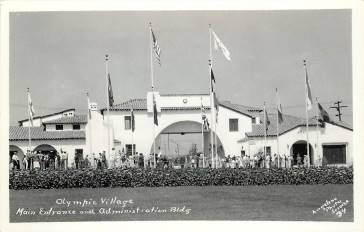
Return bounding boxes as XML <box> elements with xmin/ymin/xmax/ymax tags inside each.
<box><xmin>201</xmin><ymin>97</ymin><xmax>205</xmax><ymax>168</ymax></box>
<box><xmin>105</xmin><ymin>55</ymin><xmax>111</xmax><ymax>167</ymax></box>
<box><xmin>149</xmin><ymin>23</ymin><xmax>157</xmax><ymax>168</ymax></box>
<box><xmin>264</xmin><ymin>102</ymin><xmax>267</xmax><ymax>159</ymax></box>
<box><xmin>315</xmin><ymin>97</ymin><xmax>319</xmax><ymax>166</ymax></box>
<box><xmin>87</xmin><ymin>91</ymin><xmax>93</xmax><ymax>164</ymax></box>
<box><xmin>131</xmin><ymin>107</ymin><xmax>134</xmax><ymax>158</ymax></box>
<box><xmin>304</xmin><ymin>60</ymin><xmax>310</xmax><ymax>167</ymax></box>
<box><xmin>276</xmin><ymin>88</ymin><xmax>280</xmax><ymax>168</ymax></box>
<box><xmin>209</xmin><ymin>24</ymin><xmax>215</xmax><ymax>168</ymax></box>
<box><xmin>27</xmin><ymin>88</ymin><xmax>32</xmax><ymax>155</ymax></box>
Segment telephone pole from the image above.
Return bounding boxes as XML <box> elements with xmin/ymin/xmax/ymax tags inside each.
<box><xmin>329</xmin><ymin>101</ymin><xmax>348</xmax><ymax>121</ymax></box>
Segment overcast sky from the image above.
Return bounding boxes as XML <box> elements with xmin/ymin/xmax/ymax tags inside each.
<box><xmin>10</xmin><ymin>10</ymin><xmax>352</xmax><ymax>126</ymax></box>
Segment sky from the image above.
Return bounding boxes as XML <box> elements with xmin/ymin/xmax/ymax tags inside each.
<box><xmin>10</xmin><ymin>10</ymin><xmax>352</xmax><ymax>126</ymax></box>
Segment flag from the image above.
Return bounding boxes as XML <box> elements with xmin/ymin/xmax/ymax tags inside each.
<box><xmin>153</xmin><ymin>94</ymin><xmax>158</xmax><ymax>126</ymax></box>
<box><xmin>305</xmin><ymin>67</ymin><xmax>313</xmax><ymax>110</ymax></box>
<box><xmin>151</xmin><ymin>27</ymin><xmax>161</xmax><ymax>65</ymax></box>
<box><xmin>203</xmin><ymin>117</ymin><xmax>210</xmax><ymax>131</ymax></box>
<box><xmin>108</xmin><ymin>73</ymin><xmax>114</xmax><ymax>107</ymax></box>
<box><xmin>210</xmin><ymin>68</ymin><xmax>216</xmax><ymax>92</ymax></box>
<box><xmin>318</xmin><ymin>102</ymin><xmax>331</xmax><ymax>122</ymax></box>
<box><xmin>276</xmin><ymin>88</ymin><xmax>283</xmax><ymax>123</ymax></box>
<box><xmin>212</xmin><ymin>29</ymin><xmax>231</xmax><ymax>61</ymax></box>
<box><xmin>27</xmin><ymin>89</ymin><xmax>35</xmax><ymax>126</ymax></box>
<box><xmin>87</xmin><ymin>92</ymin><xmax>91</xmax><ymax>120</ymax></box>
<box><xmin>264</xmin><ymin>107</ymin><xmax>270</xmax><ymax>131</ymax></box>
<box><xmin>213</xmin><ymin>92</ymin><xmax>219</xmax><ymax>123</ymax></box>
<box><xmin>130</xmin><ymin>107</ymin><xmax>135</xmax><ymax>132</ymax></box>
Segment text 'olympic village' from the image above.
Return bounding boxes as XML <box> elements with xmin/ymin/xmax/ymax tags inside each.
<box><xmin>9</xmin><ymin>26</ymin><xmax>353</xmax><ymax>171</ymax></box>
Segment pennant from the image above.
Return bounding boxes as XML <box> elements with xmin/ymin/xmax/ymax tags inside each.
<box><xmin>153</xmin><ymin>94</ymin><xmax>158</xmax><ymax>126</ymax></box>
<box><xmin>151</xmin><ymin>27</ymin><xmax>161</xmax><ymax>65</ymax></box>
<box><xmin>212</xmin><ymin>29</ymin><xmax>231</xmax><ymax>61</ymax></box>
<box><xmin>27</xmin><ymin>89</ymin><xmax>35</xmax><ymax>126</ymax></box>
<box><xmin>108</xmin><ymin>73</ymin><xmax>114</xmax><ymax>107</ymax></box>
<box><xmin>276</xmin><ymin>88</ymin><xmax>283</xmax><ymax>123</ymax></box>
<box><xmin>213</xmin><ymin>92</ymin><xmax>219</xmax><ymax>123</ymax></box>
<box><xmin>130</xmin><ymin>107</ymin><xmax>135</xmax><ymax>132</ymax></box>
<box><xmin>318</xmin><ymin>102</ymin><xmax>331</xmax><ymax>122</ymax></box>
<box><xmin>305</xmin><ymin>67</ymin><xmax>313</xmax><ymax>110</ymax></box>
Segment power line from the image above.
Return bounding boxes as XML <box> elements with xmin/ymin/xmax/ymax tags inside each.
<box><xmin>329</xmin><ymin>101</ymin><xmax>348</xmax><ymax>121</ymax></box>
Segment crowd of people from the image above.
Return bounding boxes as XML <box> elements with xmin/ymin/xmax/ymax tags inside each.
<box><xmin>10</xmin><ymin>148</ymin><xmax>313</xmax><ymax>171</ymax></box>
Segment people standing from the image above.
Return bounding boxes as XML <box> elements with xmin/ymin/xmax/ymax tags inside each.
<box><xmin>265</xmin><ymin>154</ymin><xmax>271</xmax><ymax>169</ymax></box>
<box><xmin>296</xmin><ymin>153</ymin><xmax>302</xmax><ymax>167</ymax></box>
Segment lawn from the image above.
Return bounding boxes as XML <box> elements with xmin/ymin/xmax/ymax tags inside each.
<box><xmin>9</xmin><ymin>184</ymin><xmax>353</xmax><ymax>222</ymax></box>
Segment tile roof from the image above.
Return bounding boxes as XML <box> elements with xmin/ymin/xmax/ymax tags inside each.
<box><xmin>9</xmin><ymin>126</ymin><xmax>85</xmax><ymax>141</ymax></box>
<box><xmin>109</xmin><ymin>99</ymin><xmax>147</xmax><ymax>111</ymax></box>
<box><xmin>44</xmin><ymin>115</ymin><xmax>87</xmax><ymax>124</ymax></box>
<box><xmin>106</xmin><ymin>99</ymin><xmax>211</xmax><ymax>112</ymax></box>
<box><xmin>219</xmin><ymin>101</ymin><xmax>262</xmax><ymax>118</ymax></box>
<box><xmin>245</xmin><ymin>114</ymin><xmax>353</xmax><ymax>138</ymax></box>
<box><xmin>106</xmin><ymin>99</ymin><xmax>258</xmax><ymax>117</ymax></box>
<box><xmin>18</xmin><ymin>108</ymin><xmax>75</xmax><ymax>123</ymax></box>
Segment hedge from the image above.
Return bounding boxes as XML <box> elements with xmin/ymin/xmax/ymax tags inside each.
<box><xmin>9</xmin><ymin>166</ymin><xmax>353</xmax><ymax>190</ymax></box>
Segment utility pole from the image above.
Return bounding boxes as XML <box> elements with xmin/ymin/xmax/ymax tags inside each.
<box><xmin>329</xmin><ymin>101</ymin><xmax>348</xmax><ymax>121</ymax></box>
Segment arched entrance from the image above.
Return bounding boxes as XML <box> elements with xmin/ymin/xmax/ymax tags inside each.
<box><xmin>9</xmin><ymin>145</ymin><xmax>25</xmax><ymax>170</ymax></box>
<box><xmin>148</xmin><ymin>121</ymin><xmax>225</xmax><ymax>168</ymax></box>
<box><xmin>33</xmin><ymin>144</ymin><xmax>58</xmax><ymax>169</ymax></box>
<box><xmin>290</xmin><ymin>140</ymin><xmax>314</xmax><ymax>166</ymax></box>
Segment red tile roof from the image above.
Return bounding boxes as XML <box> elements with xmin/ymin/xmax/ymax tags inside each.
<box><xmin>104</xmin><ymin>99</ymin><xmax>258</xmax><ymax>118</ymax></box>
<box><xmin>18</xmin><ymin>108</ymin><xmax>75</xmax><ymax>124</ymax></box>
<box><xmin>245</xmin><ymin>114</ymin><xmax>352</xmax><ymax>138</ymax></box>
<box><xmin>9</xmin><ymin>126</ymin><xmax>85</xmax><ymax>141</ymax></box>
<box><xmin>44</xmin><ymin>115</ymin><xmax>87</xmax><ymax>124</ymax></box>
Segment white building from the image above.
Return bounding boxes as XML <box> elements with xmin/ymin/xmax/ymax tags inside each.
<box><xmin>10</xmin><ymin>109</ymin><xmax>88</xmax><ymax>169</ymax></box>
<box><xmin>9</xmin><ymin>92</ymin><xmax>353</xmax><ymax>168</ymax></box>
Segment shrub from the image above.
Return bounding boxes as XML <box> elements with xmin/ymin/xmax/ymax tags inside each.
<box><xmin>9</xmin><ymin>166</ymin><xmax>353</xmax><ymax>190</ymax></box>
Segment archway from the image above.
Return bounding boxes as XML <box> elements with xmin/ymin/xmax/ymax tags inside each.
<box><xmin>290</xmin><ymin>140</ymin><xmax>314</xmax><ymax>166</ymax></box>
<box><xmin>9</xmin><ymin>145</ymin><xmax>25</xmax><ymax>170</ymax></box>
<box><xmin>148</xmin><ymin>120</ymin><xmax>225</xmax><ymax>168</ymax></box>
<box><xmin>33</xmin><ymin>144</ymin><xmax>58</xmax><ymax>169</ymax></box>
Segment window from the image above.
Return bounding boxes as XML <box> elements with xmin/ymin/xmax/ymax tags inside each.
<box><xmin>229</xmin><ymin>118</ymin><xmax>239</xmax><ymax>132</ymax></box>
<box><xmin>124</xmin><ymin>116</ymin><xmax>131</xmax><ymax>130</ymax></box>
<box><xmin>125</xmin><ymin>144</ymin><xmax>136</xmax><ymax>156</ymax></box>
<box><xmin>73</xmin><ymin>124</ymin><xmax>81</xmax><ymax>130</ymax></box>
<box><xmin>264</xmin><ymin>146</ymin><xmax>271</xmax><ymax>156</ymax></box>
<box><xmin>55</xmin><ymin>124</ymin><xmax>63</xmax><ymax>130</ymax></box>
<box><xmin>323</xmin><ymin>145</ymin><xmax>346</xmax><ymax>165</ymax></box>
<box><xmin>252</xmin><ymin>117</ymin><xmax>256</xmax><ymax>124</ymax></box>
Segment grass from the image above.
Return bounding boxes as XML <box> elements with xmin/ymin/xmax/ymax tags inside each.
<box><xmin>10</xmin><ymin>184</ymin><xmax>353</xmax><ymax>222</ymax></box>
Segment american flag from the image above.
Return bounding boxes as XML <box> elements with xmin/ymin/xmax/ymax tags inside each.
<box><xmin>151</xmin><ymin>27</ymin><xmax>161</xmax><ymax>65</ymax></box>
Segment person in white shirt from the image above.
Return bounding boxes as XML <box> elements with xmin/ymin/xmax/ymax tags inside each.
<box><xmin>265</xmin><ymin>154</ymin><xmax>271</xmax><ymax>169</ymax></box>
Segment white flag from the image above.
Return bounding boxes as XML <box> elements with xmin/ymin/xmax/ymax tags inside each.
<box><xmin>27</xmin><ymin>89</ymin><xmax>35</xmax><ymax>125</ymax></box>
<box><xmin>212</xmin><ymin>29</ymin><xmax>231</xmax><ymax>61</ymax></box>
<box><xmin>305</xmin><ymin>68</ymin><xmax>313</xmax><ymax>110</ymax></box>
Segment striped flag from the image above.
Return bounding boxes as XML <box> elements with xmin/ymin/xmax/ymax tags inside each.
<box><xmin>151</xmin><ymin>27</ymin><xmax>161</xmax><ymax>65</ymax></box>
<box><xmin>305</xmin><ymin>66</ymin><xmax>313</xmax><ymax>110</ymax></box>
<box><xmin>108</xmin><ymin>73</ymin><xmax>114</xmax><ymax>107</ymax></box>
<box><xmin>212</xmin><ymin>29</ymin><xmax>231</xmax><ymax>61</ymax></box>
<box><xmin>276</xmin><ymin>88</ymin><xmax>283</xmax><ymax>123</ymax></box>
<box><xmin>27</xmin><ymin>88</ymin><xmax>35</xmax><ymax>126</ymax></box>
